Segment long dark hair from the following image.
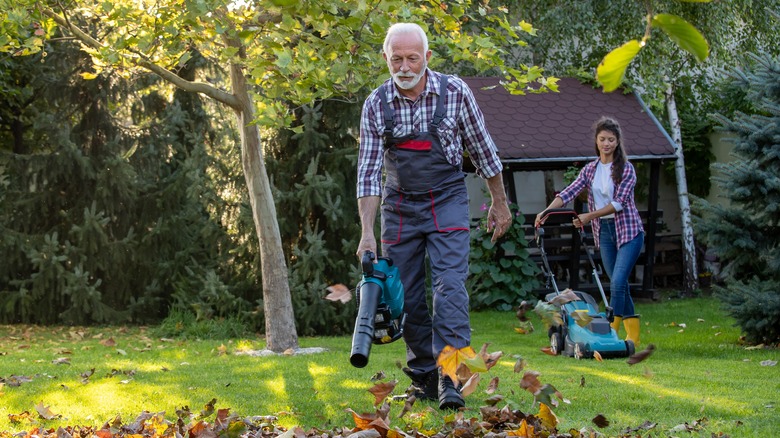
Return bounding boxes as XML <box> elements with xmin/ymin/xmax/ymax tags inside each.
<box><xmin>593</xmin><ymin>116</ymin><xmax>626</xmax><ymax>185</ymax></box>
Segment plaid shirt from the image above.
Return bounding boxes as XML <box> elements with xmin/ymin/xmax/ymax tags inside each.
<box><xmin>357</xmin><ymin>69</ymin><xmax>503</xmax><ymax>198</ymax></box>
<box><xmin>558</xmin><ymin>158</ymin><xmax>644</xmax><ymax>248</ymax></box>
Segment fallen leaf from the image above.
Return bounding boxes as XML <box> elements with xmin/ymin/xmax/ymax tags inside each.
<box><xmin>324</xmin><ymin>284</ymin><xmax>352</xmax><ymax>304</ymax></box>
<box><xmin>592</xmin><ymin>414</ymin><xmax>610</xmax><ymax>428</ymax></box>
<box><xmin>484</xmin><ymin>394</ymin><xmax>504</xmax><ymax>406</ymax></box>
<box><xmin>514</xmin><ymin>320</ymin><xmax>534</xmax><ymax>334</ymax></box>
<box><xmin>579</xmin><ymin>376</ymin><xmax>585</xmax><ymax>387</ymax></box>
<box><xmin>217</xmin><ymin>344</ymin><xmax>228</xmax><ymax>356</ymax></box>
<box><xmin>760</xmin><ymin>360</ymin><xmax>777</xmax><ymax>366</ymax></box>
<box><xmin>593</xmin><ymin>351</ymin><xmax>603</xmax><ymax>362</ymax></box>
<box><xmin>100</xmin><ymin>337</ymin><xmax>117</xmax><ymax>347</ymax></box>
<box><xmin>198</xmin><ymin>398</ymin><xmax>217</xmax><ymax>419</ymax></box>
<box><xmin>367</xmin><ymin>380</ymin><xmax>397</xmax><ymax>406</ymax></box>
<box><xmin>52</xmin><ymin>357</ymin><xmax>71</xmax><ymax>365</ymax></box>
<box><xmin>35</xmin><ymin>402</ymin><xmax>61</xmax><ymax>420</ymax></box>
<box><xmin>537</xmin><ymin>403</ymin><xmax>558</xmax><ymax>430</ymax></box>
<box><xmin>540</xmin><ymin>346</ymin><xmax>556</xmax><ymax>356</ymax></box>
<box><xmin>627</xmin><ymin>344</ymin><xmax>656</xmax><ymax>366</ymax></box>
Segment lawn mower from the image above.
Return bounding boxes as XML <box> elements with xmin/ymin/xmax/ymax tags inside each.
<box><xmin>536</xmin><ymin>208</ymin><xmax>635</xmax><ymax>359</ymax></box>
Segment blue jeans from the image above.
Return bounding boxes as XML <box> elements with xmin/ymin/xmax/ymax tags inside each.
<box><xmin>598</xmin><ymin>219</ymin><xmax>644</xmax><ymax>317</ymax></box>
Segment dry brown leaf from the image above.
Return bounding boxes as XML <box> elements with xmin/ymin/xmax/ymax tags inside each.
<box><xmin>571</xmin><ymin>310</ymin><xmax>593</xmax><ymax>328</ymax></box>
<box><xmin>592</xmin><ymin>414</ymin><xmax>610</xmax><ymax>428</ymax></box>
<box><xmin>324</xmin><ymin>284</ymin><xmax>352</xmax><ymax>304</ymax></box>
<box><xmin>515</xmin><ymin>301</ymin><xmax>532</xmax><ymax>321</ymax></box>
<box><xmin>547</xmin><ymin>289</ymin><xmax>581</xmax><ymax>306</ymax></box>
<box><xmin>519</xmin><ymin>371</ymin><xmax>543</xmax><ymax>394</ymax></box>
<box><xmin>486</xmin><ymin>376</ymin><xmax>499</xmax><ymax>394</ymax></box>
<box><xmin>627</xmin><ymin>344</ymin><xmax>656</xmax><ymax>366</ymax></box>
<box><xmin>100</xmin><ymin>337</ymin><xmax>117</xmax><ymax>347</ymax></box>
<box><xmin>367</xmin><ymin>380</ymin><xmax>397</xmax><ymax>406</ymax></box>
<box><xmin>593</xmin><ymin>351</ymin><xmax>603</xmax><ymax>362</ymax></box>
<box><xmin>513</xmin><ymin>357</ymin><xmax>527</xmax><ymax>373</ymax></box>
<box><xmin>540</xmin><ymin>346</ymin><xmax>556</xmax><ymax>356</ymax></box>
<box><xmin>460</xmin><ymin>372</ymin><xmax>480</xmax><ymax>397</ymax></box>
<box><xmin>35</xmin><ymin>402</ymin><xmax>60</xmax><ymax>420</ymax></box>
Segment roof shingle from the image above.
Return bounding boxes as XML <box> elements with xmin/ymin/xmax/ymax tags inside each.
<box><xmin>462</xmin><ymin>77</ymin><xmax>677</xmax><ymax>170</ymax></box>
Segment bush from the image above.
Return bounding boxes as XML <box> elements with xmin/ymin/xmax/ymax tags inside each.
<box><xmin>467</xmin><ymin>203</ymin><xmax>540</xmax><ymax>310</ymax></box>
<box><xmin>715</xmin><ymin>278</ymin><xmax>780</xmax><ymax>345</ymax></box>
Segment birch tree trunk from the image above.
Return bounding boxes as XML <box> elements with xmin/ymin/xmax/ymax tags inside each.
<box><xmin>665</xmin><ymin>82</ymin><xmax>699</xmax><ymax>293</ymax></box>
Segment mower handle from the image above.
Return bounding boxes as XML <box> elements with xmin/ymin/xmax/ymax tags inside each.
<box><xmin>536</xmin><ymin>208</ymin><xmax>584</xmax><ymax>229</ymax></box>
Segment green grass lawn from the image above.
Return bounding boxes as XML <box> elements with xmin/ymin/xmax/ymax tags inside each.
<box><xmin>1</xmin><ymin>295</ymin><xmax>778</xmax><ymax>437</ymax></box>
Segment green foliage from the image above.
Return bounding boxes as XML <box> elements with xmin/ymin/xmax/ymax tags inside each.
<box><xmin>151</xmin><ymin>308</ymin><xmax>254</xmax><ymax>340</ymax></box>
<box><xmin>467</xmin><ymin>203</ymin><xmax>540</xmax><ymax>310</ymax></box>
<box><xmin>266</xmin><ymin>101</ymin><xmax>362</xmax><ymax>336</ymax></box>
<box><xmin>693</xmin><ymin>52</ymin><xmax>780</xmax><ymax>344</ymax></box>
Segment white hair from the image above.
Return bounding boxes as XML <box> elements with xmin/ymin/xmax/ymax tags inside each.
<box><xmin>383</xmin><ymin>23</ymin><xmax>429</xmax><ymax>56</ymax></box>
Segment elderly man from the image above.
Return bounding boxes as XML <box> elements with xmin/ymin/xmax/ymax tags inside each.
<box><xmin>356</xmin><ymin>23</ymin><xmax>511</xmax><ymax>410</ymax></box>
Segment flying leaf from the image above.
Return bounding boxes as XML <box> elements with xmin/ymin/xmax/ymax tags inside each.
<box><xmin>593</xmin><ymin>351</ymin><xmax>603</xmax><ymax>362</ymax></box>
<box><xmin>486</xmin><ymin>376</ymin><xmax>499</xmax><ymax>394</ymax></box>
<box><xmin>370</xmin><ymin>370</ymin><xmax>386</xmax><ymax>382</ymax></box>
<box><xmin>534</xmin><ymin>384</ymin><xmax>563</xmax><ymax>408</ymax></box>
<box><xmin>534</xmin><ymin>301</ymin><xmax>563</xmax><ymax>328</ymax></box>
<box><xmin>484</xmin><ymin>394</ymin><xmax>504</xmax><ymax>407</ymax></box>
<box><xmin>367</xmin><ymin>380</ymin><xmax>397</xmax><ymax>406</ymax></box>
<box><xmin>325</xmin><ymin>284</ymin><xmax>352</xmax><ymax>304</ymax></box>
<box><xmin>540</xmin><ymin>346</ymin><xmax>556</xmax><ymax>356</ymax></box>
<box><xmin>596</xmin><ymin>39</ymin><xmax>643</xmax><ymax>92</ymax></box>
<box><xmin>437</xmin><ymin>345</ymin><xmax>482</xmax><ymax>387</ymax></box>
<box><xmin>547</xmin><ymin>289</ymin><xmax>580</xmax><ymax>306</ymax></box>
<box><xmin>537</xmin><ymin>403</ymin><xmax>558</xmax><ymax>430</ymax></box>
<box><xmin>478</xmin><ymin>343</ymin><xmax>503</xmax><ymax>371</ymax></box>
<box><xmin>198</xmin><ymin>398</ymin><xmax>217</xmax><ymax>419</ymax></box>
<box><xmin>519</xmin><ymin>371</ymin><xmax>542</xmax><ymax>394</ymax></box>
<box><xmin>627</xmin><ymin>344</ymin><xmax>656</xmax><ymax>366</ymax></box>
<box><xmin>571</xmin><ymin>310</ymin><xmax>593</xmax><ymax>328</ymax></box>
<box><xmin>397</xmin><ymin>395</ymin><xmax>415</xmax><ymax>419</ymax></box>
<box><xmin>592</xmin><ymin>414</ymin><xmax>610</xmax><ymax>428</ymax></box>
<box><xmin>513</xmin><ymin>357</ymin><xmax>527</xmax><ymax>373</ymax></box>
<box><xmin>35</xmin><ymin>402</ymin><xmax>60</xmax><ymax>420</ymax></box>
<box><xmin>651</xmin><ymin>13</ymin><xmax>709</xmax><ymax>62</ymax></box>
<box><xmin>515</xmin><ymin>301</ymin><xmax>532</xmax><ymax>321</ymax></box>
<box><xmin>460</xmin><ymin>373</ymin><xmax>480</xmax><ymax>397</ymax></box>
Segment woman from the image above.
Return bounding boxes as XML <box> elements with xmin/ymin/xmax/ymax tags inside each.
<box><xmin>535</xmin><ymin>116</ymin><xmax>645</xmax><ymax>345</ymax></box>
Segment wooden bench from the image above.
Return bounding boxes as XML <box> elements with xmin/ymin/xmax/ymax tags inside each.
<box><xmin>519</xmin><ymin>210</ymin><xmax>668</xmax><ymax>300</ymax></box>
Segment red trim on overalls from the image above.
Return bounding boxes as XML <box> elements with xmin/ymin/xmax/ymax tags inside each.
<box><xmin>397</xmin><ymin>139</ymin><xmax>433</xmax><ymax>151</ymax></box>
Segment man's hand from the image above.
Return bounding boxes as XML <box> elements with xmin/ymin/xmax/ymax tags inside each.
<box><xmin>356</xmin><ymin>234</ymin><xmax>377</xmax><ymax>259</ymax></box>
<box><xmin>486</xmin><ymin>202</ymin><xmax>512</xmax><ymax>243</ymax></box>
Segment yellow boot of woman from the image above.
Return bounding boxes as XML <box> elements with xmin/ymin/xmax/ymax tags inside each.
<box><xmin>623</xmin><ymin>315</ymin><xmax>641</xmax><ymax>346</ymax></box>
<box><xmin>610</xmin><ymin>316</ymin><xmax>623</xmax><ymax>335</ymax></box>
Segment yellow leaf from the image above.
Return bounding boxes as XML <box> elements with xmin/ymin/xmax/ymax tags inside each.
<box><xmin>437</xmin><ymin>345</ymin><xmax>480</xmax><ymax>387</ymax></box>
<box><xmin>507</xmin><ymin>419</ymin><xmax>534</xmax><ymax>437</ymax></box>
<box><xmin>80</xmin><ymin>72</ymin><xmax>98</xmax><ymax>80</ymax></box>
<box><xmin>596</xmin><ymin>39</ymin><xmax>643</xmax><ymax>92</ymax></box>
<box><xmin>538</xmin><ymin>403</ymin><xmax>559</xmax><ymax>430</ymax></box>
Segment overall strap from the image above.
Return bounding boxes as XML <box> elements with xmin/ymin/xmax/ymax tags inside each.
<box><xmin>376</xmin><ymin>84</ymin><xmax>394</xmax><ymax>139</ymax></box>
<box><xmin>430</xmin><ymin>74</ymin><xmax>449</xmax><ymax>129</ymax></box>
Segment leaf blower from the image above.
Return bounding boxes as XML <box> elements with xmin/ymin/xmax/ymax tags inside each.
<box><xmin>349</xmin><ymin>251</ymin><xmax>406</xmax><ymax>368</ymax></box>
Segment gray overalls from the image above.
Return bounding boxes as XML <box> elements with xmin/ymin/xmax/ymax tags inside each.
<box><xmin>378</xmin><ymin>76</ymin><xmax>471</xmax><ymax>378</ymax></box>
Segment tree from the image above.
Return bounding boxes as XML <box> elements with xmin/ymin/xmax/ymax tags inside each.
<box><xmin>693</xmin><ymin>51</ymin><xmax>780</xmax><ymax>344</ymax></box>
<box><xmin>2</xmin><ymin>0</ymin><xmax>554</xmax><ymax>351</ymax></box>
<box><xmin>505</xmin><ymin>0</ymin><xmax>780</xmax><ymax>293</ymax></box>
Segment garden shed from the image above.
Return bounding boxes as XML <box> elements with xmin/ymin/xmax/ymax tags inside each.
<box><xmin>462</xmin><ymin>76</ymin><xmax>679</xmax><ymax>298</ymax></box>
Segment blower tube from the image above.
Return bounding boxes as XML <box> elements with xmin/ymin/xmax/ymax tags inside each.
<box><xmin>349</xmin><ymin>281</ymin><xmax>383</xmax><ymax>368</ymax></box>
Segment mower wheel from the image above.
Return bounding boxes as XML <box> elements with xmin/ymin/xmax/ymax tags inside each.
<box><xmin>625</xmin><ymin>340</ymin><xmax>636</xmax><ymax>356</ymax></box>
<box><xmin>550</xmin><ymin>332</ymin><xmax>563</xmax><ymax>355</ymax></box>
<box><xmin>574</xmin><ymin>342</ymin><xmax>589</xmax><ymax>359</ymax></box>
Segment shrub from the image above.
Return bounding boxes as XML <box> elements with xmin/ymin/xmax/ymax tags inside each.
<box><xmin>468</xmin><ymin>203</ymin><xmax>540</xmax><ymax>310</ymax></box>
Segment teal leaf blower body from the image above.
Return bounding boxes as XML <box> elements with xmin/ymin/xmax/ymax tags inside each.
<box><xmin>349</xmin><ymin>251</ymin><xmax>406</xmax><ymax>368</ymax></box>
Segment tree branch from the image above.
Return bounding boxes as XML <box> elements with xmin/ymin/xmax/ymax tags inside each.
<box><xmin>41</xmin><ymin>7</ymin><xmax>241</xmax><ymax>109</ymax></box>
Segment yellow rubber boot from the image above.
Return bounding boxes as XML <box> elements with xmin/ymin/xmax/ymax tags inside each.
<box><xmin>623</xmin><ymin>316</ymin><xmax>641</xmax><ymax>347</ymax></box>
<box><xmin>610</xmin><ymin>316</ymin><xmax>623</xmax><ymax>334</ymax></box>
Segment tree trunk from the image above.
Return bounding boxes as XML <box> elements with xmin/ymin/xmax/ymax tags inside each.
<box><xmin>543</xmin><ymin>170</ymin><xmax>556</xmax><ymax>204</ymax></box>
<box><xmin>228</xmin><ymin>61</ymin><xmax>299</xmax><ymax>353</ymax></box>
<box><xmin>665</xmin><ymin>82</ymin><xmax>699</xmax><ymax>293</ymax></box>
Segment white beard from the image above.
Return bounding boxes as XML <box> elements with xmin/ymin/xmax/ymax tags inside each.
<box><xmin>391</xmin><ymin>63</ymin><xmax>426</xmax><ymax>90</ymax></box>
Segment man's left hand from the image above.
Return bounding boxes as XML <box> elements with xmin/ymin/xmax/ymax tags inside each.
<box><xmin>487</xmin><ymin>202</ymin><xmax>512</xmax><ymax>243</ymax></box>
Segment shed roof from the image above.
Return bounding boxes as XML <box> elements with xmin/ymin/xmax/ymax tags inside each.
<box><xmin>462</xmin><ymin>77</ymin><xmax>677</xmax><ymax>171</ymax></box>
